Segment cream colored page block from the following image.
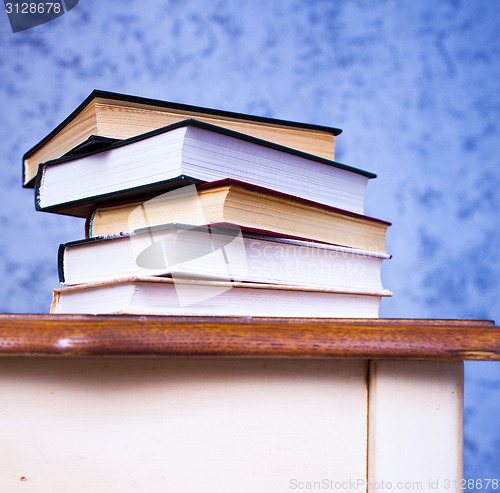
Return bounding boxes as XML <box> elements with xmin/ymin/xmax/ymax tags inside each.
<box><xmin>0</xmin><ymin>357</ymin><xmax>368</xmax><ymax>493</ymax></box>
<box><xmin>368</xmin><ymin>360</ymin><xmax>464</xmax><ymax>493</ymax></box>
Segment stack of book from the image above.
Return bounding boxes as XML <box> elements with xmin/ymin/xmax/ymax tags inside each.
<box><xmin>25</xmin><ymin>90</ymin><xmax>392</xmax><ymax>317</ymax></box>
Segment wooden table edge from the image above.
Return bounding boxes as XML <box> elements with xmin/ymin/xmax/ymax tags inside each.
<box><xmin>0</xmin><ymin>315</ymin><xmax>498</xmax><ymax>360</ymax></box>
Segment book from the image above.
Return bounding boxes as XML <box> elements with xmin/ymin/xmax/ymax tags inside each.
<box><xmin>87</xmin><ymin>179</ymin><xmax>390</xmax><ymax>255</ymax></box>
<box><xmin>50</xmin><ymin>276</ymin><xmax>390</xmax><ymax>317</ymax></box>
<box><xmin>57</xmin><ymin>224</ymin><xmax>392</xmax><ymax>293</ymax></box>
<box><xmin>62</xmin><ymin>135</ymin><xmax>120</xmax><ymax>157</ymax></box>
<box><xmin>35</xmin><ymin>119</ymin><xmax>376</xmax><ymax>218</ymax></box>
<box><xmin>23</xmin><ymin>89</ymin><xmax>342</xmax><ymax>187</ymax></box>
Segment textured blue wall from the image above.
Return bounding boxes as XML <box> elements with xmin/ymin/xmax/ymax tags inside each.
<box><xmin>0</xmin><ymin>0</ymin><xmax>499</xmax><ymax>480</ymax></box>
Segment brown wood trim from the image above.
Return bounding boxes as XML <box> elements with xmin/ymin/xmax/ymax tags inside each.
<box><xmin>0</xmin><ymin>315</ymin><xmax>498</xmax><ymax>360</ymax></box>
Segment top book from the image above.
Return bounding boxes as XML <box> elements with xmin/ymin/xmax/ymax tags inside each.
<box><xmin>22</xmin><ymin>89</ymin><xmax>342</xmax><ymax>188</ymax></box>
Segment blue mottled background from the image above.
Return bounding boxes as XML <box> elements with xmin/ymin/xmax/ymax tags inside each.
<box><xmin>0</xmin><ymin>0</ymin><xmax>498</xmax><ymax>480</ymax></box>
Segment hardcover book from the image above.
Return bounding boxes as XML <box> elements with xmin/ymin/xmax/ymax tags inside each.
<box><xmin>35</xmin><ymin>119</ymin><xmax>375</xmax><ymax>217</ymax></box>
<box><xmin>58</xmin><ymin>223</ymin><xmax>392</xmax><ymax>293</ymax></box>
<box><xmin>86</xmin><ymin>179</ymin><xmax>390</xmax><ymax>255</ymax></box>
<box><xmin>50</xmin><ymin>277</ymin><xmax>389</xmax><ymax>318</ymax></box>
<box><xmin>23</xmin><ymin>89</ymin><xmax>342</xmax><ymax>187</ymax></box>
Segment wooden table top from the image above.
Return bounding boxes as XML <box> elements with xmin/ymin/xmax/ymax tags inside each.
<box><xmin>0</xmin><ymin>315</ymin><xmax>498</xmax><ymax>360</ymax></box>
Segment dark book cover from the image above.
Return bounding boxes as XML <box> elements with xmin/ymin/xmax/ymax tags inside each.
<box><xmin>35</xmin><ymin>173</ymin><xmax>202</xmax><ymax>218</ymax></box>
<box><xmin>62</xmin><ymin>135</ymin><xmax>120</xmax><ymax>158</ymax></box>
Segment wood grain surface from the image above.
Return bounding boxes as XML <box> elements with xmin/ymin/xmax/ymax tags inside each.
<box><xmin>0</xmin><ymin>314</ymin><xmax>498</xmax><ymax>360</ymax></box>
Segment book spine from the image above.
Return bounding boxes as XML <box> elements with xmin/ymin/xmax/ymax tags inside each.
<box><xmin>85</xmin><ymin>207</ymin><xmax>97</xmax><ymax>239</ymax></box>
<box><xmin>33</xmin><ymin>163</ymin><xmax>45</xmax><ymax>211</ymax></box>
<box><xmin>57</xmin><ymin>244</ymin><xmax>66</xmax><ymax>284</ymax></box>
<box><xmin>34</xmin><ymin>174</ymin><xmax>203</xmax><ymax>218</ymax></box>
<box><xmin>49</xmin><ymin>290</ymin><xmax>60</xmax><ymax>314</ymax></box>
<box><xmin>22</xmin><ymin>154</ymin><xmax>29</xmax><ymax>188</ymax></box>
